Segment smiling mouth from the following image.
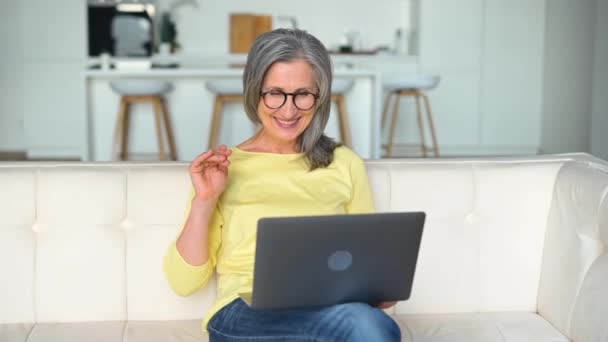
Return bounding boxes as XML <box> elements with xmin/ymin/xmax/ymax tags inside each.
<box><xmin>274</xmin><ymin>116</ymin><xmax>301</xmax><ymax>129</ymax></box>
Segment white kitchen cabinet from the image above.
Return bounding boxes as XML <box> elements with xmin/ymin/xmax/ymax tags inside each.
<box><xmin>20</xmin><ymin>0</ymin><xmax>87</xmax><ymax>61</ymax></box>
<box><xmin>480</xmin><ymin>0</ymin><xmax>546</xmax><ymax>150</ymax></box>
<box><xmin>16</xmin><ymin>0</ymin><xmax>87</xmax><ymax>158</ymax></box>
<box><xmin>409</xmin><ymin>0</ymin><xmax>546</xmax><ymax>156</ymax></box>
<box><xmin>22</xmin><ymin>62</ymin><xmax>84</xmax><ymax>158</ymax></box>
<box><xmin>0</xmin><ymin>2</ymin><xmax>25</xmax><ymax>151</ymax></box>
<box><xmin>0</xmin><ymin>61</ymin><xmax>25</xmax><ymax>151</ymax></box>
<box><xmin>425</xmin><ymin>71</ymin><xmax>481</xmax><ymax>147</ymax></box>
<box><xmin>418</xmin><ymin>0</ymin><xmax>484</xmax><ymax>71</ymax></box>
<box><xmin>413</xmin><ymin>0</ymin><xmax>483</xmax><ymax>153</ymax></box>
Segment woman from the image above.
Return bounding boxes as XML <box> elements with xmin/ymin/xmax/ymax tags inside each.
<box><xmin>164</xmin><ymin>29</ymin><xmax>400</xmax><ymax>341</ymax></box>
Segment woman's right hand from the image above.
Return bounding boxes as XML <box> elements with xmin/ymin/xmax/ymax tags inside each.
<box><xmin>189</xmin><ymin>145</ymin><xmax>232</xmax><ymax>202</ymax></box>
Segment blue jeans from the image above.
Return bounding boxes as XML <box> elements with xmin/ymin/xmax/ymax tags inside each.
<box><xmin>207</xmin><ymin>299</ymin><xmax>401</xmax><ymax>342</ymax></box>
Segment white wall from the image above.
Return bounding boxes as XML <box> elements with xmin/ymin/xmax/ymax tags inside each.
<box><xmin>540</xmin><ymin>0</ymin><xmax>596</xmax><ymax>154</ymax></box>
<box><xmin>591</xmin><ymin>0</ymin><xmax>608</xmax><ymax>160</ymax></box>
<box><xmin>161</xmin><ymin>0</ymin><xmax>411</xmax><ymax>55</ymax></box>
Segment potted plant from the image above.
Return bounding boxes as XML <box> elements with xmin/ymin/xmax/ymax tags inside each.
<box><xmin>159</xmin><ymin>12</ymin><xmax>178</xmax><ymax>54</ymax></box>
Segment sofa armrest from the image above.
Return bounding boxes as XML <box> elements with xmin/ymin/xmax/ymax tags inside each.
<box><xmin>537</xmin><ymin>161</ymin><xmax>608</xmax><ymax>342</ymax></box>
<box><xmin>571</xmin><ymin>173</ymin><xmax>608</xmax><ymax>342</ymax></box>
<box><xmin>571</xmin><ymin>250</ymin><xmax>608</xmax><ymax>342</ymax></box>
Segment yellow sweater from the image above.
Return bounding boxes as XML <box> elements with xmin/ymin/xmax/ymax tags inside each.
<box><xmin>163</xmin><ymin>146</ymin><xmax>375</xmax><ymax>332</ymax></box>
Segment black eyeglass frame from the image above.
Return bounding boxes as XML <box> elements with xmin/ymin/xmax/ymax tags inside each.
<box><xmin>260</xmin><ymin>90</ymin><xmax>320</xmax><ymax>111</ymax></box>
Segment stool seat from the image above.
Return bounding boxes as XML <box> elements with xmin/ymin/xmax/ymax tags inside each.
<box><xmin>332</xmin><ymin>79</ymin><xmax>355</xmax><ymax>94</ymax></box>
<box><xmin>206</xmin><ymin>80</ymin><xmax>243</xmax><ymax>95</ymax></box>
<box><xmin>110</xmin><ymin>80</ymin><xmax>172</xmax><ymax>96</ymax></box>
<box><xmin>383</xmin><ymin>75</ymin><xmax>440</xmax><ymax>92</ymax></box>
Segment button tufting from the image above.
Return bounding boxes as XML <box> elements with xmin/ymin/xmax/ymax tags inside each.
<box><xmin>465</xmin><ymin>212</ymin><xmax>480</xmax><ymax>223</ymax></box>
<box><xmin>121</xmin><ymin>219</ymin><xmax>134</xmax><ymax>230</ymax></box>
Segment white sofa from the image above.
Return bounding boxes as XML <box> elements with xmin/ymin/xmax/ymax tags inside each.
<box><xmin>1</xmin><ymin>154</ymin><xmax>607</xmax><ymax>342</ymax></box>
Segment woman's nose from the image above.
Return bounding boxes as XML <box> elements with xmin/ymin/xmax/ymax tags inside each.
<box><xmin>280</xmin><ymin>98</ymin><xmax>299</xmax><ymax>117</ymax></box>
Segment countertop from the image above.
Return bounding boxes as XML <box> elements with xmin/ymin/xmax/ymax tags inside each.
<box><xmin>83</xmin><ymin>52</ymin><xmax>417</xmax><ymax>78</ymax></box>
<box><xmin>83</xmin><ymin>66</ymin><xmax>382</xmax><ymax>78</ymax></box>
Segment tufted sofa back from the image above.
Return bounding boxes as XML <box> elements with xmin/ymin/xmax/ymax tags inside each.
<box><xmin>1</xmin><ymin>155</ymin><xmax>606</xmax><ymax>340</ymax></box>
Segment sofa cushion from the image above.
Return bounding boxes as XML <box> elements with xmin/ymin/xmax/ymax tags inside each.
<box><xmin>473</xmin><ymin>163</ymin><xmax>560</xmax><ymax>312</ymax></box>
<box><xmin>0</xmin><ymin>323</ymin><xmax>34</xmax><ymax>342</ymax></box>
<box><xmin>25</xmin><ymin>321</ymin><xmax>125</xmax><ymax>342</ymax></box>
<box><xmin>35</xmin><ymin>168</ymin><xmax>128</xmax><ymax>322</ymax></box>
<box><xmin>36</xmin><ymin>167</ymin><xmax>126</xmax><ymax>225</ymax></box>
<box><xmin>125</xmin><ymin>167</ymin><xmax>216</xmax><ymax>321</ymax></box>
<box><xmin>14</xmin><ymin>321</ymin><xmax>204</xmax><ymax>342</ymax></box>
<box><xmin>2</xmin><ymin>313</ymin><xmax>568</xmax><ymax>342</ymax></box>
<box><xmin>125</xmin><ymin>320</ymin><xmax>206</xmax><ymax>342</ymax></box>
<box><xmin>381</xmin><ymin>162</ymin><xmax>562</xmax><ymax>314</ymax></box>
<box><xmin>395</xmin><ymin>312</ymin><xmax>569</xmax><ymax>342</ymax></box>
<box><xmin>0</xmin><ymin>169</ymin><xmax>36</xmax><ymax>324</ymax></box>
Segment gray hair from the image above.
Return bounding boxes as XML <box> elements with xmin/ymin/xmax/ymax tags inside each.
<box><xmin>242</xmin><ymin>28</ymin><xmax>339</xmax><ymax>170</ymax></box>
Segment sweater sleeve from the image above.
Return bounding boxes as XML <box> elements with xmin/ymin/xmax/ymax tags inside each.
<box><xmin>163</xmin><ymin>190</ymin><xmax>223</xmax><ymax>297</ymax></box>
<box><xmin>345</xmin><ymin>155</ymin><xmax>376</xmax><ymax>214</ymax></box>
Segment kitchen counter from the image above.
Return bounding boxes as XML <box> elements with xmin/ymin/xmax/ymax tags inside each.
<box><xmin>83</xmin><ymin>66</ymin><xmax>384</xmax><ymax>78</ymax></box>
<box><xmin>82</xmin><ymin>65</ymin><xmax>385</xmax><ymax>161</ymax></box>
<box><xmin>84</xmin><ymin>52</ymin><xmax>418</xmax><ymax>73</ymax></box>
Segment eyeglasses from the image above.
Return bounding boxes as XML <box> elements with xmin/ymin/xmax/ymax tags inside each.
<box><xmin>261</xmin><ymin>90</ymin><xmax>319</xmax><ymax>111</ymax></box>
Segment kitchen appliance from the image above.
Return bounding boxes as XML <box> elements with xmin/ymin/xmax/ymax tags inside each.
<box><xmin>87</xmin><ymin>0</ymin><xmax>156</xmax><ymax>57</ymax></box>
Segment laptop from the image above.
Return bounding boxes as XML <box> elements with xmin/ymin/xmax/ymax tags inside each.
<box><xmin>239</xmin><ymin>212</ymin><xmax>425</xmax><ymax>310</ymax></box>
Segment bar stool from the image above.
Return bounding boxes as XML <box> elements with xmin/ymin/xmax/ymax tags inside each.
<box><xmin>205</xmin><ymin>80</ymin><xmax>244</xmax><ymax>150</ymax></box>
<box><xmin>110</xmin><ymin>80</ymin><xmax>177</xmax><ymax>161</ymax></box>
<box><xmin>205</xmin><ymin>79</ymin><xmax>355</xmax><ymax>148</ymax></box>
<box><xmin>331</xmin><ymin>79</ymin><xmax>354</xmax><ymax>148</ymax></box>
<box><xmin>382</xmin><ymin>75</ymin><xmax>440</xmax><ymax>158</ymax></box>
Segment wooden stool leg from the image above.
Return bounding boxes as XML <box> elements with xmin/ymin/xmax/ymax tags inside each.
<box><xmin>386</xmin><ymin>92</ymin><xmax>402</xmax><ymax>158</ymax></box>
<box><xmin>335</xmin><ymin>95</ymin><xmax>353</xmax><ymax>148</ymax></box>
<box><xmin>152</xmin><ymin>97</ymin><xmax>167</xmax><ymax>161</ymax></box>
<box><xmin>112</xmin><ymin>97</ymin><xmax>127</xmax><ymax>161</ymax></box>
<box><xmin>208</xmin><ymin>96</ymin><xmax>224</xmax><ymax>150</ymax></box>
<box><xmin>381</xmin><ymin>92</ymin><xmax>394</xmax><ymax>130</ymax></box>
<box><xmin>120</xmin><ymin>97</ymin><xmax>132</xmax><ymax>161</ymax></box>
<box><xmin>160</xmin><ymin>97</ymin><xmax>177</xmax><ymax>160</ymax></box>
<box><xmin>421</xmin><ymin>92</ymin><xmax>440</xmax><ymax>157</ymax></box>
<box><xmin>415</xmin><ymin>92</ymin><xmax>428</xmax><ymax>157</ymax></box>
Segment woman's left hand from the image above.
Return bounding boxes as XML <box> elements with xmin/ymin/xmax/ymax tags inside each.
<box><xmin>375</xmin><ymin>301</ymin><xmax>397</xmax><ymax>309</ymax></box>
